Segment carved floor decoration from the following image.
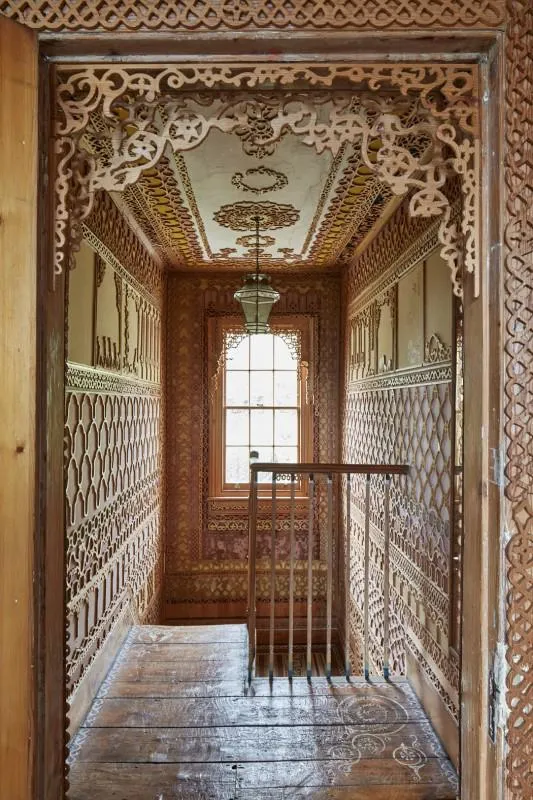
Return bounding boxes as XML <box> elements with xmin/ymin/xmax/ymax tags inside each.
<box><xmin>67</xmin><ymin>624</ymin><xmax>458</xmax><ymax>799</ymax></box>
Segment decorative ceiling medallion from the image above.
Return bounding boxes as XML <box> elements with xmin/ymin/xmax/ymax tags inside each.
<box><xmin>235</xmin><ymin>102</ymin><xmax>287</xmax><ymax>158</ymax></box>
<box><xmin>231</xmin><ymin>166</ymin><xmax>288</xmax><ymax>195</ymax></box>
<box><xmin>236</xmin><ymin>233</ymin><xmax>276</xmax><ymax>248</ymax></box>
<box><xmin>213</xmin><ymin>201</ymin><xmax>300</xmax><ymax>231</ymax></box>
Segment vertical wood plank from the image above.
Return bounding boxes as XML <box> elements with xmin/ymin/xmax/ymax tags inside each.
<box><xmin>363</xmin><ymin>474</ymin><xmax>371</xmax><ymax>680</ymax></box>
<box><xmin>0</xmin><ymin>17</ymin><xmax>38</xmax><ymax>800</ymax></box>
<box><xmin>268</xmin><ymin>476</ymin><xmax>277</xmax><ymax>680</ymax></box>
<box><xmin>306</xmin><ymin>476</ymin><xmax>315</xmax><ymax>679</ymax></box>
<box><xmin>382</xmin><ymin>474</ymin><xmax>391</xmax><ymax>680</ymax></box>
<box><xmin>326</xmin><ymin>474</ymin><xmax>333</xmax><ymax>678</ymax></box>
<box><xmin>288</xmin><ymin>474</ymin><xmax>296</xmax><ymax>678</ymax></box>
<box><xmin>247</xmin><ymin>472</ymin><xmax>258</xmax><ymax>682</ymax></box>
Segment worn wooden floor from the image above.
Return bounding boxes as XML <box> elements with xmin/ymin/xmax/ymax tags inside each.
<box><xmin>68</xmin><ymin>624</ymin><xmax>458</xmax><ymax>799</ymax></box>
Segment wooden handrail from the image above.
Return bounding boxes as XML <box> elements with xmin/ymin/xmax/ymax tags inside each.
<box><xmin>250</xmin><ymin>462</ymin><xmax>410</xmax><ymax>476</ymax></box>
<box><xmin>246</xmin><ymin>462</ymin><xmax>409</xmax><ymax>684</ymax></box>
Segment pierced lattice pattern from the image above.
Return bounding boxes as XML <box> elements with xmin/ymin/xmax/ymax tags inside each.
<box><xmin>0</xmin><ymin>0</ymin><xmax>505</xmax><ymax>32</ymax></box>
<box><xmin>504</xmin><ymin>1</ymin><xmax>533</xmax><ymax>795</ymax></box>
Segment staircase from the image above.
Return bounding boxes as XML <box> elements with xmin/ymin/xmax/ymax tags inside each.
<box><xmin>68</xmin><ymin>624</ymin><xmax>458</xmax><ymax>799</ymax></box>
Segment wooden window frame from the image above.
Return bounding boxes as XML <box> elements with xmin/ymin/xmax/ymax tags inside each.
<box><xmin>209</xmin><ymin>314</ymin><xmax>314</xmax><ymax>500</ymax></box>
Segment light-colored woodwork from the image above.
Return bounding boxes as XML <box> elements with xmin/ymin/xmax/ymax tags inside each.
<box><xmin>68</xmin><ymin>607</ymin><xmax>133</xmax><ymax>737</ymax></box>
<box><xmin>0</xmin><ymin>16</ymin><xmax>38</xmax><ymax>800</ymax></box>
<box><xmin>406</xmin><ymin>646</ymin><xmax>459</xmax><ymax>769</ymax></box>
<box><xmin>68</xmin><ymin>239</ymin><xmax>96</xmax><ymax>365</ymax></box>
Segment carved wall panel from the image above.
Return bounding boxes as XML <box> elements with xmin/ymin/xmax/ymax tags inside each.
<box><xmin>165</xmin><ymin>273</ymin><xmax>339</xmax><ymax>616</ymax></box>
<box><xmin>342</xmin><ymin>198</ymin><xmax>461</xmax><ymax>720</ymax></box>
<box><xmin>0</xmin><ymin>0</ymin><xmax>505</xmax><ymax>33</ymax></box>
<box><xmin>65</xmin><ymin>199</ymin><xmax>164</xmax><ymax>700</ymax></box>
<box><xmin>504</xmin><ymin>1</ymin><xmax>533</xmax><ymax>796</ymax></box>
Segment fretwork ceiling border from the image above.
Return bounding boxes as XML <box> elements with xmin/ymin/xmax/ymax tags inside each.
<box><xmin>504</xmin><ymin>2</ymin><xmax>533</xmax><ymax>797</ymax></box>
<box><xmin>54</xmin><ymin>62</ymin><xmax>481</xmax><ymax>297</ymax></box>
<box><xmin>0</xmin><ymin>0</ymin><xmax>506</xmax><ymax>32</ymax></box>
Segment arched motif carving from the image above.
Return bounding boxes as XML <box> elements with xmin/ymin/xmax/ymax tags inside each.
<box><xmin>53</xmin><ymin>62</ymin><xmax>481</xmax><ymax>297</ymax></box>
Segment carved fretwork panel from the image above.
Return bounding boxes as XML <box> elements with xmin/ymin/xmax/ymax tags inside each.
<box><xmin>0</xmin><ymin>0</ymin><xmax>505</xmax><ymax>32</ymax></box>
<box><xmin>504</xmin><ymin>1</ymin><xmax>533</xmax><ymax>796</ymax></box>
<box><xmin>65</xmin><ymin>383</ymin><xmax>162</xmax><ymax>694</ymax></box>
<box><xmin>342</xmin><ymin>198</ymin><xmax>460</xmax><ymax>720</ymax></box>
<box><xmin>165</xmin><ymin>273</ymin><xmax>339</xmax><ymax>613</ymax></box>
<box><xmin>53</xmin><ymin>64</ymin><xmax>480</xmax><ymax>297</ymax></box>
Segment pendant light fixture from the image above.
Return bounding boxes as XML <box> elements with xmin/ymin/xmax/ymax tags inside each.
<box><xmin>234</xmin><ymin>215</ymin><xmax>280</xmax><ymax>334</ymax></box>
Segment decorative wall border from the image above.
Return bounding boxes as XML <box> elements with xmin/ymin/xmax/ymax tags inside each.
<box><xmin>503</xmin><ymin>2</ymin><xmax>533</xmax><ymax>796</ymax></box>
<box><xmin>0</xmin><ymin>0</ymin><xmax>506</xmax><ymax>33</ymax></box>
<box><xmin>66</xmin><ymin>363</ymin><xmax>161</xmax><ymax>395</ymax></box>
<box><xmin>348</xmin><ymin>362</ymin><xmax>452</xmax><ymax>392</ymax></box>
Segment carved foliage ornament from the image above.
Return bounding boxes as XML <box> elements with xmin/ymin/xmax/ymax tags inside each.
<box><xmin>231</xmin><ymin>166</ymin><xmax>288</xmax><ymax>194</ymax></box>
<box><xmin>214</xmin><ymin>200</ymin><xmax>300</xmax><ymax>231</ymax></box>
<box><xmin>54</xmin><ymin>63</ymin><xmax>480</xmax><ymax>298</ymax></box>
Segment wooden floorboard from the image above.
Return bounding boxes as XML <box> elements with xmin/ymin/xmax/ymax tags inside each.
<box><xmin>68</xmin><ymin>623</ymin><xmax>458</xmax><ymax>799</ymax></box>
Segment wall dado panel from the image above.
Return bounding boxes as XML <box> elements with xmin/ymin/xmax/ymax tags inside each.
<box><xmin>165</xmin><ymin>273</ymin><xmax>340</xmax><ymax>622</ymax></box>
<box><xmin>65</xmin><ymin>192</ymin><xmax>163</xmax><ymax>730</ymax></box>
<box><xmin>342</xmin><ymin>197</ymin><xmax>462</xmax><ymax>761</ymax></box>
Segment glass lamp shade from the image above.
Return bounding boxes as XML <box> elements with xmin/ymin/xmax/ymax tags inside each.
<box><xmin>234</xmin><ymin>273</ymin><xmax>280</xmax><ymax>334</ymax></box>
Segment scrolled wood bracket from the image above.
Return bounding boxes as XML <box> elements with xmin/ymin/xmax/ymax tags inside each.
<box><xmin>53</xmin><ymin>62</ymin><xmax>481</xmax><ymax>297</ymax></box>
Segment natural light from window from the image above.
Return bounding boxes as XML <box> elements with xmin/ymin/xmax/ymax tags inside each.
<box><xmin>224</xmin><ymin>333</ymin><xmax>299</xmax><ymax>485</ymax></box>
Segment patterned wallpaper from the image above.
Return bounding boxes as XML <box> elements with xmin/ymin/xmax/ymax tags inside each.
<box><xmin>164</xmin><ymin>272</ymin><xmax>340</xmax><ymax>619</ymax></box>
<box><xmin>341</xmin><ymin>199</ymin><xmax>461</xmax><ymax>721</ymax></box>
<box><xmin>65</xmin><ymin>192</ymin><xmax>164</xmax><ymax>698</ymax></box>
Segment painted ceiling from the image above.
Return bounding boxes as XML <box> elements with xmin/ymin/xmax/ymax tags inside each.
<box><xmin>83</xmin><ymin>93</ymin><xmax>428</xmax><ymax>272</ymax></box>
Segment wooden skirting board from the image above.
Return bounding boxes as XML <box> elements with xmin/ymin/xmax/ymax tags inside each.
<box><xmin>406</xmin><ymin>645</ymin><xmax>459</xmax><ymax>769</ymax></box>
<box><xmin>68</xmin><ymin>606</ymin><xmax>135</xmax><ymax>738</ymax></box>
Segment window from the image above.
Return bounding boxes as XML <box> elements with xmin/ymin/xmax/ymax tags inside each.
<box><xmin>209</xmin><ymin>317</ymin><xmax>312</xmax><ymax>497</ymax></box>
<box><xmin>225</xmin><ymin>333</ymin><xmax>299</xmax><ymax>486</ymax></box>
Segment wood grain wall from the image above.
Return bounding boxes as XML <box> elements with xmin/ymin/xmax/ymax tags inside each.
<box><xmin>0</xmin><ymin>18</ymin><xmax>38</xmax><ymax>800</ymax></box>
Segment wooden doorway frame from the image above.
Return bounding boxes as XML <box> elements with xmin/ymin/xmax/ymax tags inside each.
<box><xmin>21</xmin><ymin>28</ymin><xmax>505</xmax><ymax>800</ymax></box>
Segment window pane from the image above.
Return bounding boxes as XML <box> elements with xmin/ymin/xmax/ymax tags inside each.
<box><xmin>250</xmin><ymin>370</ymin><xmax>273</xmax><ymax>407</ymax></box>
<box><xmin>274</xmin><ymin>409</ymin><xmax>298</xmax><ymax>446</ymax></box>
<box><xmin>274</xmin><ymin>335</ymin><xmax>297</xmax><ymax>370</ymax></box>
<box><xmin>251</xmin><ymin>409</ymin><xmax>273</xmax><ymax>446</ymax></box>
<box><xmin>255</xmin><ymin>448</ymin><xmax>274</xmax><ymax>483</ymax></box>
<box><xmin>226</xmin><ymin>409</ymin><xmax>249</xmax><ymax>446</ymax></box>
<box><xmin>225</xmin><ymin>447</ymin><xmax>250</xmax><ymax>483</ymax></box>
<box><xmin>274</xmin><ymin>371</ymin><xmax>297</xmax><ymax>406</ymax></box>
<box><xmin>273</xmin><ymin>446</ymin><xmax>298</xmax><ymax>464</ymax></box>
<box><xmin>227</xmin><ymin>336</ymin><xmax>249</xmax><ymax>369</ymax></box>
<box><xmin>226</xmin><ymin>371</ymin><xmax>249</xmax><ymax>406</ymax></box>
<box><xmin>250</xmin><ymin>334</ymin><xmax>274</xmax><ymax>370</ymax></box>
